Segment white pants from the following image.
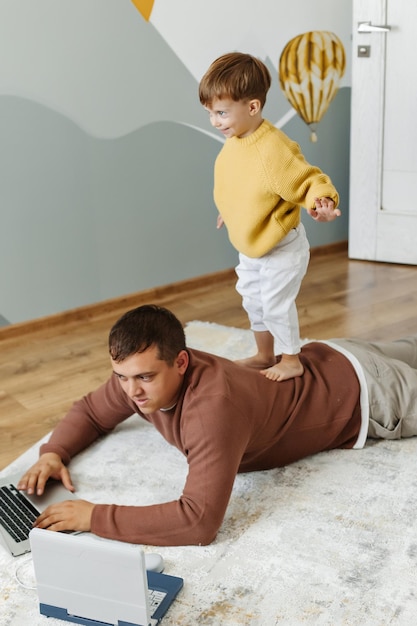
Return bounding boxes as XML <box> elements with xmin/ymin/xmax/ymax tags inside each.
<box><xmin>235</xmin><ymin>224</ymin><xmax>310</xmax><ymax>355</ymax></box>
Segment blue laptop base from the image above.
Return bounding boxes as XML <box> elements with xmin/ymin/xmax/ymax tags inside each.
<box><xmin>147</xmin><ymin>571</ymin><xmax>184</xmax><ymax>623</ymax></box>
<box><xmin>39</xmin><ymin>571</ymin><xmax>184</xmax><ymax>626</ymax></box>
<box><xmin>40</xmin><ymin>604</ymin><xmax>139</xmax><ymax>626</ymax></box>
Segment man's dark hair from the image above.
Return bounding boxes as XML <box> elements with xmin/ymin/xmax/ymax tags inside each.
<box><xmin>109</xmin><ymin>305</ymin><xmax>186</xmax><ymax>364</ymax></box>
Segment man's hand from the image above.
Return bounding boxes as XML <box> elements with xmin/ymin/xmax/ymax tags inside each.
<box><xmin>17</xmin><ymin>453</ymin><xmax>74</xmax><ymax>496</ymax></box>
<box><xmin>307</xmin><ymin>197</ymin><xmax>341</xmax><ymax>222</ymax></box>
<box><xmin>216</xmin><ymin>214</ymin><xmax>224</xmax><ymax>229</ymax></box>
<box><xmin>33</xmin><ymin>500</ymin><xmax>94</xmax><ymax>533</ymax></box>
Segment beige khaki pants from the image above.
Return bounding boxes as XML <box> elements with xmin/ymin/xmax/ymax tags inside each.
<box><xmin>331</xmin><ymin>336</ymin><xmax>417</xmax><ymax>439</ymax></box>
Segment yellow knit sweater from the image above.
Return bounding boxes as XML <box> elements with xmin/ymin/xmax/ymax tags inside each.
<box><xmin>213</xmin><ymin>119</ymin><xmax>339</xmax><ymax>258</ymax></box>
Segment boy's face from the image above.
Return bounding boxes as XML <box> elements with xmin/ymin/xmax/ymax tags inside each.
<box><xmin>204</xmin><ymin>97</ymin><xmax>262</xmax><ymax>139</ymax></box>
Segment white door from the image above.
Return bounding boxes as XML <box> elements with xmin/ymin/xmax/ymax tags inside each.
<box><xmin>349</xmin><ymin>0</ymin><xmax>417</xmax><ymax>264</ymax></box>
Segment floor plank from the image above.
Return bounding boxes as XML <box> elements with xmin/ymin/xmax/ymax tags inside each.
<box><xmin>1</xmin><ymin>247</ymin><xmax>416</xmax><ymax>469</ymax></box>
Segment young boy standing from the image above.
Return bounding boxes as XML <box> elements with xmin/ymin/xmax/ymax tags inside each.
<box><xmin>199</xmin><ymin>52</ymin><xmax>341</xmax><ymax>381</ymax></box>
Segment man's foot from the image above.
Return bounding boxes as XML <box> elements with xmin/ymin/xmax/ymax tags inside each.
<box><xmin>260</xmin><ymin>358</ymin><xmax>304</xmax><ymax>382</ymax></box>
<box><xmin>235</xmin><ymin>355</ymin><xmax>275</xmax><ymax>370</ymax></box>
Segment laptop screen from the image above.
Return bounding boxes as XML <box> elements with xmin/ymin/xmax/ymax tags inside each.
<box><xmin>29</xmin><ymin>528</ymin><xmax>183</xmax><ymax>626</ymax></box>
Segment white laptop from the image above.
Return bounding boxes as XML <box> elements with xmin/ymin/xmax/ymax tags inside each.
<box><xmin>29</xmin><ymin>528</ymin><xmax>184</xmax><ymax>626</ymax></box>
<box><xmin>0</xmin><ymin>471</ymin><xmax>79</xmax><ymax>556</ymax></box>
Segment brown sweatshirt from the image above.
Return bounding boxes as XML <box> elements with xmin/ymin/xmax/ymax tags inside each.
<box><xmin>40</xmin><ymin>343</ymin><xmax>361</xmax><ymax>546</ymax></box>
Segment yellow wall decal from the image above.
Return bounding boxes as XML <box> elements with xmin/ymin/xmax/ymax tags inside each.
<box><xmin>130</xmin><ymin>0</ymin><xmax>155</xmax><ymax>21</ymax></box>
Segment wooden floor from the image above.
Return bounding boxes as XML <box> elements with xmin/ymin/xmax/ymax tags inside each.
<box><xmin>1</xmin><ymin>243</ymin><xmax>416</xmax><ymax>470</ymax></box>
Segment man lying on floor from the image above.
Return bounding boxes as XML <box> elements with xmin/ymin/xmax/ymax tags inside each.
<box><xmin>18</xmin><ymin>305</ymin><xmax>417</xmax><ymax>546</ymax></box>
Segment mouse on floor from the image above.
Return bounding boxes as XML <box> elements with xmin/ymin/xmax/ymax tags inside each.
<box><xmin>144</xmin><ymin>552</ymin><xmax>164</xmax><ymax>573</ymax></box>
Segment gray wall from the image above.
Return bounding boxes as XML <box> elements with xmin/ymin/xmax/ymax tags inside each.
<box><xmin>0</xmin><ymin>1</ymin><xmax>351</xmax><ymax>325</ymax></box>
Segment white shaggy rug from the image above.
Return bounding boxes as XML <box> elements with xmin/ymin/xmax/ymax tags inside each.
<box><xmin>1</xmin><ymin>321</ymin><xmax>417</xmax><ymax>625</ymax></box>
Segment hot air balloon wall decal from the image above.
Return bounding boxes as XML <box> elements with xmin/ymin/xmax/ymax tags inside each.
<box><xmin>279</xmin><ymin>31</ymin><xmax>346</xmax><ymax>142</ymax></box>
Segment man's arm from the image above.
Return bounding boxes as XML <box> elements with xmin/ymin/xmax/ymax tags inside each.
<box><xmin>28</xmin><ymin>393</ymin><xmax>251</xmax><ymax>546</ymax></box>
<box><xmin>88</xmin><ymin>393</ymin><xmax>251</xmax><ymax>546</ymax></box>
<box><xmin>18</xmin><ymin>374</ymin><xmax>135</xmax><ymax>495</ymax></box>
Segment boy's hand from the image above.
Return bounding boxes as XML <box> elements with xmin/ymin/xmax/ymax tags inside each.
<box><xmin>216</xmin><ymin>214</ymin><xmax>224</xmax><ymax>229</ymax></box>
<box><xmin>307</xmin><ymin>197</ymin><xmax>341</xmax><ymax>222</ymax></box>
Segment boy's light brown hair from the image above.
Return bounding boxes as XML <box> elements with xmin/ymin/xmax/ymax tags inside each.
<box><xmin>199</xmin><ymin>52</ymin><xmax>271</xmax><ymax>108</ymax></box>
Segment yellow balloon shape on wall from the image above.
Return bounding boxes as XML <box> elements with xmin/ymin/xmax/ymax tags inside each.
<box><xmin>131</xmin><ymin>0</ymin><xmax>155</xmax><ymax>21</ymax></box>
<box><xmin>279</xmin><ymin>31</ymin><xmax>346</xmax><ymax>142</ymax></box>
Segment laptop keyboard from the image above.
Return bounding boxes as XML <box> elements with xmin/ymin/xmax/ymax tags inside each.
<box><xmin>148</xmin><ymin>588</ymin><xmax>167</xmax><ymax>615</ymax></box>
<box><xmin>0</xmin><ymin>484</ymin><xmax>40</xmax><ymax>543</ymax></box>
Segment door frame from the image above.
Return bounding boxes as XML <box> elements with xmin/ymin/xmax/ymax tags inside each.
<box><xmin>349</xmin><ymin>0</ymin><xmax>386</xmax><ymax>261</ymax></box>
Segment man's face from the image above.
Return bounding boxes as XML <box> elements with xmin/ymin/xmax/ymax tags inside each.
<box><xmin>204</xmin><ymin>97</ymin><xmax>261</xmax><ymax>139</ymax></box>
<box><xmin>111</xmin><ymin>345</ymin><xmax>189</xmax><ymax>414</ymax></box>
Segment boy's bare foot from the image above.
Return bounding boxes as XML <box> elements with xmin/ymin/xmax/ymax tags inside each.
<box><xmin>260</xmin><ymin>355</ymin><xmax>304</xmax><ymax>382</ymax></box>
<box><xmin>235</xmin><ymin>355</ymin><xmax>275</xmax><ymax>370</ymax></box>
